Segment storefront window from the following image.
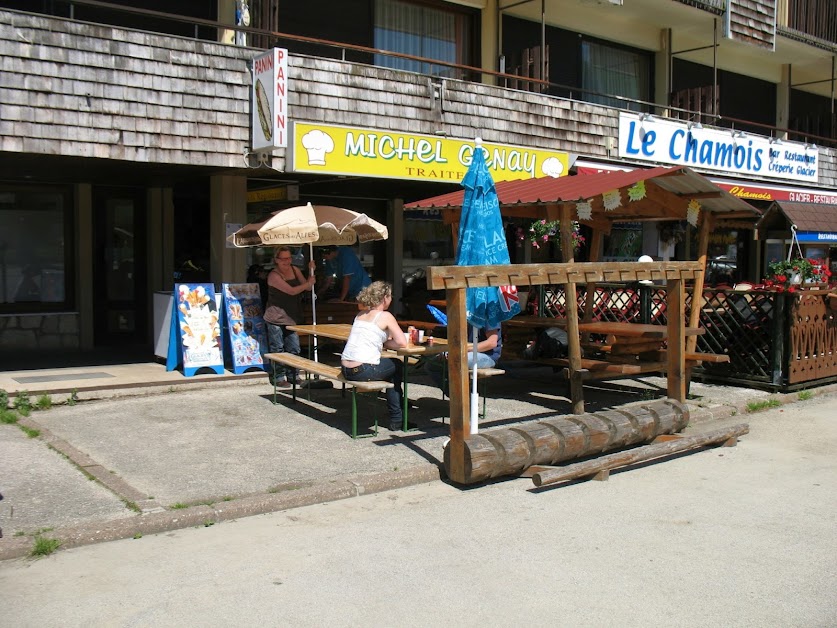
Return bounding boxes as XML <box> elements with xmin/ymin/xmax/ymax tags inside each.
<box><xmin>603</xmin><ymin>223</ymin><xmax>643</xmax><ymax>261</ymax></box>
<box><xmin>374</xmin><ymin>0</ymin><xmax>474</xmax><ymax>78</ymax></box>
<box><xmin>0</xmin><ymin>185</ymin><xmax>73</xmax><ymax>311</ymax></box>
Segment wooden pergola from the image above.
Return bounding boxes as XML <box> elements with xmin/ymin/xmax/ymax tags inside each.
<box><xmin>408</xmin><ymin>166</ymin><xmax>760</xmax><ymax>484</ymax></box>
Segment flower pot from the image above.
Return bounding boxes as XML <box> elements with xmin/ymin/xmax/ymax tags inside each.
<box><xmin>790</xmin><ymin>271</ymin><xmax>803</xmax><ymax>285</ymax></box>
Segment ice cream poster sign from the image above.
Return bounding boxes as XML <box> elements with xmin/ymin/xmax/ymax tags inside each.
<box><xmin>251</xmin><ymin>48</ymin><xmax>288</xmax><ymax>151</ymax></box>
<box><xmin>289</xmin><ymin>122</ymin><xmax>571</xmax><ymax>182</ymax></box>
<box><xmin>167</xmin><ymin>284</ymin><xmax>225</xmax><ymax>377</ymax></box>
<box><xmin>222</xmin><ymin>283</ymin><xmax>267</xmax><ymax>375</ymax></box>
<box><xmin>618</xmin><ymin>112</ymin><xmax>819</xmax><ymax>183</ymax></box>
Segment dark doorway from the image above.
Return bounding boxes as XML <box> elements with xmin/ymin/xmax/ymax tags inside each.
<box><xmin>92</xmin><ymin>187</ymin><xmax>148</xmax><ymax>347</ymax></box>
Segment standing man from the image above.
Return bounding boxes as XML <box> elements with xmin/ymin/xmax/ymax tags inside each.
<box><xmin>320</xmin><ymin>245</ymin><xmax>371</xmax><ymax>302</ymax></box>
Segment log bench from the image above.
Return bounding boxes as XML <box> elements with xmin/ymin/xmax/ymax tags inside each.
<box><xmin>264</xmin><ymin>352</ymin><xmax>393</xmax><ymax>439</ymax></box>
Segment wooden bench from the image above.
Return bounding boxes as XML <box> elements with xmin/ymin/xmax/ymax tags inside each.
<box><xmin>439</xmin><ymin>366</ymin><xmax>506</xmax><ymax>422</ymax></box>
<box><xmin>264</xmin><ymin>352</ymin><xmax>393</xmax><ymax>439</ymax></box>
<box><xmin>544</xmin><ymin>358</ymin><xmax>665</xmax><ymax>379</ymax></box>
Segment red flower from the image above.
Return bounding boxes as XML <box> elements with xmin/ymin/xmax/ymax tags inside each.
<box><xmin>788</xmin><ymin>285</ymin><xmax>797</xmax><ymax>293</ymax></box>
<box><xmin>776</xmin><ymin>274</ymin><xmax>787</xmax><ymax>283</ymax></box>
<box><xmin>776</xmin><ymin>285</ymin><xmax>785</xmax><ymax>293</ymax></box>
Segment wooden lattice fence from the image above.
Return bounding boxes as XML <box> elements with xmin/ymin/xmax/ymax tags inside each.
<box><xmin>788</xmin><ymin>291</ymin><xmax>837</xmax><ymax>383</ymax></box>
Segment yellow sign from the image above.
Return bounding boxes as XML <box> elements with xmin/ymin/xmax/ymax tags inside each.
<box><xmin>246</xmin><ymin>185</ymin><xmax>299</xmax><ymax>204</ymax></box>
<box><xmin>289</xmin><ymin>122</ymin><xmax>570</xmax><ymax>183</ymax></box>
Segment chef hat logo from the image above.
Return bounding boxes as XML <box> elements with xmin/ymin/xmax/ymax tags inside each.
<box><xmin>541</xmin><ymin>157</ymin><xmax>564</xmax><ymax>178</ymax></box>
<box><xmin>301</xmin><ymin>129</ymin><xmax>335</xmax><ymax>165</ymax></box>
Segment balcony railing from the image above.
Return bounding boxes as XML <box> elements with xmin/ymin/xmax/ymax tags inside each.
<box><xmin>5</xmin><ymin>0</ymin><xmax>836</xmax><ymax>148</ymax></box>
<box><xmin>777</xmin><ymin>0</ymin><xmax>837</xmax><ymax>45</ymax></box>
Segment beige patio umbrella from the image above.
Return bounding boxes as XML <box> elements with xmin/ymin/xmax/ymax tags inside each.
<box><xmin>227</xmin><ymin>202</ymin><xmax>389</xmax><ymax>360</ymax></box>
<box><xmin>228</xmin><ymin>202</ymin><xmax>388</xmax><ymax>248</ymax></box>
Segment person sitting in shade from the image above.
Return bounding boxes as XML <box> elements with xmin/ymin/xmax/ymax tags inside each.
<box><xmin>320</xmin><ymin>245</ymin><xmax>371</xmax><ymax>302</ymax></box>
<box><xmin>427</xmin><ymin>326</ymin><xmax>502</xmax><ymax>396</ymax></box>
<box><xmin>340</xmin><ymin>281</ymin><xmax>409</xmax><ymax>432</ymax></box>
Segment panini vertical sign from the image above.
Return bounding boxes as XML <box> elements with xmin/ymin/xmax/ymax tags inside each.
<box><xmin>251</xmin><ymin>48</ymin><xmax>288</xmax><ymax>152</ymax></box>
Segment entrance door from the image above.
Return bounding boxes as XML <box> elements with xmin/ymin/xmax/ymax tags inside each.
<box><xmin>92</xmin><ymin>188</ymin><xmax>147</xmax><ymax>347</ymax></box>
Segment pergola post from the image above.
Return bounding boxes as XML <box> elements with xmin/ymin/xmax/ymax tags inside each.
<box><xmin>560</xmin><ymin>205</ymin><xmax>585</xmax><ymax>414</ymax></box>
<box><xmin>445</xmin><ymin>285</ymin><xmax>470</xmax><ymax>484</ymax></box>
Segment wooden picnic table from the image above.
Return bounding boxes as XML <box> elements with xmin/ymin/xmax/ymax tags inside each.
<box><xmin>288</xmin><ymin>323</ymin><xmax>448</xmax><ymax>428</ymax></box>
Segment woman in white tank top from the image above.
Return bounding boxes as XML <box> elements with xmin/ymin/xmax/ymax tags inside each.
<box><xmin>341</xmin><ymin>281</ymin><xmax>408</xmax><ymax>431</ymax></box>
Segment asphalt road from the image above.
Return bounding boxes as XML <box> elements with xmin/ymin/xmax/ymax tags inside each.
<box><xmin>2</xmin><ymin>396</ymin><xmax>836</xmax><ymax>627</ymax></box>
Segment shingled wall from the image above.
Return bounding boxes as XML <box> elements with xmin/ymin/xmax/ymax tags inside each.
<box><xmin>726</xmin><ymin>0</ymin><xmax>777</xmax><ymax>48</ymax></box>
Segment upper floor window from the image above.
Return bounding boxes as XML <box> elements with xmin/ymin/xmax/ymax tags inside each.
<box><xmin>374</xmin><ymin>0</ymin><xmax>474</xmax><ymax>78</ymax></box>
<box><xmin>582</xmin><ymin>40</ymin><xmax>651</xmax><ymax>111</ymax></box>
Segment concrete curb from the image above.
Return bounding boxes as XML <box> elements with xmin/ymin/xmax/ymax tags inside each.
<box><xmin>0</xmin><ymin>463</ymin><xmax>442</xmax><ymax>561</ymax></box>
<box><xmin>686</xmin><ymin>381</ymin><xmax>837</xmax><ymax>425</ymax></box>
<box><xmin>3</xmin><ymin>382</ymin><xmax>835</xmax><ymax>562</ymax></box>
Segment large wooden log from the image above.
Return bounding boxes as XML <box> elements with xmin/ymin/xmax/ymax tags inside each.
<box><xmin>442</xmin><ymin>399</ymin><xmax>689</xmax><ymax>484</ymax></box>
<box><xmin>532</xmin><ymin>423</ymin><xmax>750</xmax><ymax>487</ymax></box>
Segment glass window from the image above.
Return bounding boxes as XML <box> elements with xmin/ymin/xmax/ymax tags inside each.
<box><xmin>374</xmin><ymin>0</ymin><xmax>473</xmax><ymax>78</ymax></box>
<box><xmin>582</xmin><ymin>40</ymin><xmax>651</xmax><ymax>111</ymax></box>
<box><xmin>0</xmin><ymin>185</ymin><xmax>73</xmax><ymax>311</ymax></box>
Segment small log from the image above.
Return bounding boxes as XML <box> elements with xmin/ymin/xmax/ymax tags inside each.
<box><xmin>532</xmin><ymin>423</ymin><xmax>750</xmax><ymax>487</ymax></box>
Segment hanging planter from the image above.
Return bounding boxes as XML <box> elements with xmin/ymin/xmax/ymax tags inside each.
<box><xmin>524</xmin><ymin>219</ymin><xmax>585</xmax><ymax>251</ymax></box>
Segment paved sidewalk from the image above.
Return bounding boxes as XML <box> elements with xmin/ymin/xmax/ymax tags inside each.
<box><xmin>1</xmin><ymin>360</ymin><xmax>834</xmax><ymax>560</ymax></box>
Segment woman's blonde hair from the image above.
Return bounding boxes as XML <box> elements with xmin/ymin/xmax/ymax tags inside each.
<box><xmin>356</xmin><ymin>281</ymin><xmax>392</xmax><ymax>308</ymax></box>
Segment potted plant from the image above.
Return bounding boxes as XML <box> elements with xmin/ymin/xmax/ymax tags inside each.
<box><xmin>763</xmin><ymin>258</ymin><xmax>830</xmax><ymax>293</ymax></box>
<box><xmin>524</xmin><ymin>219</ymin><xmax>585</xmax><ymax>251</ymax></box>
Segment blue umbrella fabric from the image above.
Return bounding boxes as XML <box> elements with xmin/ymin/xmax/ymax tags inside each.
<box><xmin>456</xmin><ymin>141</ymin><xmax>520</xmax><ymax>328</ymax></box>
<box><xmin>455</xmin><ymin>140</ymin><xmax>520</xmax><ymax>433</ymax></box>
<box><xmin>426</xmin><ymin>304</ymin><xmax>448</xmax><ymax>326</ymax></box>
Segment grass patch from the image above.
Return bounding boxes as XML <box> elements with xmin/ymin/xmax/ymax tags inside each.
<box><xmin>203</xmin><ymin>520</ymin><xmax>215</xmax><ymax>527</ymax></box>
<box><xmin>746</xmin><ymin>399</ymin><xmax>781</xmax><ymax>413</ymax></box>
<box><xmin>170</xmin><ymin>502</ymin><xmax>188</xmax><ymax>510</ymax></box>
<box><xmin>13</xmin><ymin>390</ymin><xmax>31</xmax><ymax>413</ymax></box>
<box><xmin>798</xmin><ymin>390</ymin><xmax>814</xmax><ymax>401</ymax></box>
<box><xmin>0</xmin><ymin>389</ymin><xmax>8</xmax><ymax>409</ymax></box>
<box><xmin>19</xmin><ymin>425</ymin><xmax>40</xmax><ymax>438</ymax></box>
<box><xmin>67</xmin><ymin>389</ymin><xmax>79</xmax><ymax>406</ymax></box>
<box><xmin>31</xmin><ymin>536</ymin><xmax>61</xmax><ymax>557</ymax></box>
<box><xmin>133</xmin><ymin>532</ymin><xmax>143</xmax><ymax>540</ymax></box>
<box><xmin>123</xmin><ymin>500</ymin><xmax>141</xmax><ymax>513</ymax></box>
<box><xmin>0</xmin><ymin>409</ymin><xmax>19</xmax><ymax>424</ymax></box>
<box><xmin>35</xmin><ymin>394</ymin><xmax>53</xmax><ymax>410</ymax></box>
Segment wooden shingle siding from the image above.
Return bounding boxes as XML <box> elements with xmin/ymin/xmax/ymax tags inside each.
<box><xmin>1</xmin><ymin>10</ymin><xmax>252</xmax><ymax>168</ymax></box>
<box><xmin>727</xmin><ymin>0</ymin><xmax>777</xmax><ymax>48</ymax></box>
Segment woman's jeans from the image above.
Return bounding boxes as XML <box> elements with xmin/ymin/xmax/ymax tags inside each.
<box><xmin>266</xmin><ymin>323</ymin><xmax>301</xmax><ymax>381</ymax></box>
<box><xmin>341</xmin><ymin>358</ymin><xmax>403</xmax><ymax>425</ymax></box>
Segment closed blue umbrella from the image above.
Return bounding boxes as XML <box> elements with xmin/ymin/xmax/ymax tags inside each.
<box><xmin>456</xmin><ymin>139</ymin><xmax>520</xmax><ymax>432</ymax></box>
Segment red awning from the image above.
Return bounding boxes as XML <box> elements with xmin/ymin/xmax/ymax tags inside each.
<box><xmin>405</xmin><ymin>165</ymin><xmax>758</xmax><ymax>219</ymax></box>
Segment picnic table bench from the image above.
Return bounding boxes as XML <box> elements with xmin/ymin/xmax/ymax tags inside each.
<box><xmin>264</xmin><ymin>352</ymin><xmax>393</xmax><ymax>439</ymax></box>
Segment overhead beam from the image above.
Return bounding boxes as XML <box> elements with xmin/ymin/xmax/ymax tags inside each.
<box><xmin>426</xmin><ymin>261</ymin><xmax>703</xmax><ymax>290</ymax></box>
